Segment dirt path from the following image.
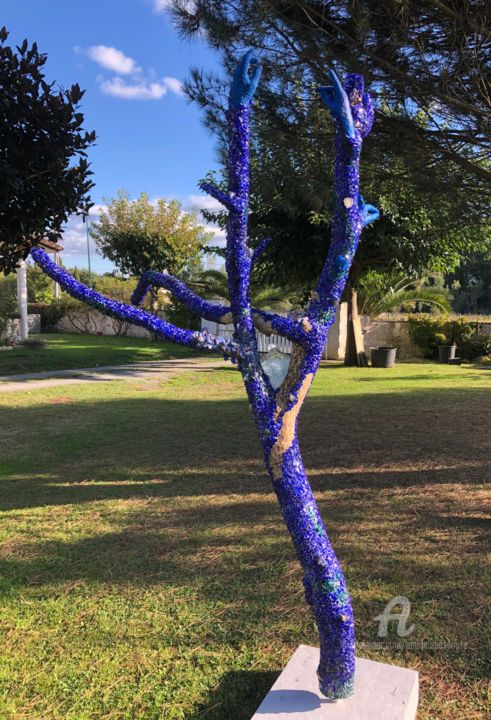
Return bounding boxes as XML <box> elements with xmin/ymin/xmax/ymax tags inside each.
<box><xmin>0</xmin><ymin>358</ymin><xmax>227</xmax><ymax>393</ymax></box>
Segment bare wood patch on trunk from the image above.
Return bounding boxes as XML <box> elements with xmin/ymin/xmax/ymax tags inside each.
<box><xmin>275</xmin><ymin>344</ymin><xmax>307</xmax><ymax>414</ymax></box>
<box><xmin>269</xmin><ymin>343</ymin><xmax>313</xmax><ymax>480</ymax></box>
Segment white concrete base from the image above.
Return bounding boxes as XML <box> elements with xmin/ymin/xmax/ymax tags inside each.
<box><xmin>251</xmin><ymin>645</ymin><xmax>418</xmax><ymax>719</ymax></box>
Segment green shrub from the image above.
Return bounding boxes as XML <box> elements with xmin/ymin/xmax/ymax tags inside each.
<box><xmin>434</xmin><ymin>332</ymin><xmax>447</xmax><ymax>345</ymax></box>
<box><xmin>0</xmin><ymin>275</ymin><xmax>18</xmax><ymax>336</ymax></box>
<box><xmin>26</xmin><ymin>262</ymin><xmax>54</xmax><ymax>303</ymax></box>
<box><xmin>408</xmin><ymin>315</ymin><xmax>489</xmax><ymax>360</ymax></box>
<box><xmin>164</xmin><ymin>299</ymin><xmax>201</xmax><ymax>331</ymax></box>
<box><xmin>408</xmin><ymin>316</ymin><xmax>444</xmax><ymax>358</ymax></box>
<box><xmin>93</xmin><ymin>275</ymin><xmax>137</xmax><ymax>304</ymax></box>
<box><xmin>28</xmin><ymin>300</ymin><xmax>69</xmax><ymax>331</ymax></box>
<box><xmin>459</xmin><ymin>334</ymin><xmax>491</xmax><ymax>361</ymax></box>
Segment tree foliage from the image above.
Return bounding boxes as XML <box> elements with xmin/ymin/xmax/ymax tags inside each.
<box><xmin>449</xmin><ymin>250</ymin><xmax>491</xmax><ymax>314</ymax></box>
<box><xmin>172</xmin><ymin>0</ymin><xmax>490</xmax><ymax>183</ymax></box>
<box><xmin>197</xmin><ymin>117</ymin><xmax>486</xmax><ymax>291</ymax></box>
<box><xmin>90</xmin><ymin>191</ymin><xmax>211</xmax><ymax>277</ymax></box>
<box><xmin>0</xmin><ymin>27</ymin><xmax>95</xmax><ymax>275</ymax></box>
<box><xmin>0</xmin><ymin>274</ymin><xmax>18</xmax><ymax>334</ymax></box>
<box><xmin>170</xmin><ymin>1</ymin><xmax>490</xmax><ymax>289</ymax></box>
<box><xmin>26</xmin><ymin>261</ymin><xmax>59</xmax><ymax>303</ymax></box>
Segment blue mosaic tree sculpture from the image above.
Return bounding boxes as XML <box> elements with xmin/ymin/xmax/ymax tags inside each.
<box><xmin>31</xmin><ymin>50</ymin><xmax>378</xmax><ymax>699</ymax></box>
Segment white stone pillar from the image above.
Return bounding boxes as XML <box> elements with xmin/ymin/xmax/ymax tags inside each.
<box><xmin>324</xmin><ymin>302</ymin><xmax>348</xmax><ymax>360</ymax></box>
<box><xmin>54</xmin><ymin>252</ymin><xmax>61</xmax><ymax>299</ymax></box>
<box><xmin>16</xmin><ymin>259</ymin><xmax>28</xmax><ymax>342</ymax></box>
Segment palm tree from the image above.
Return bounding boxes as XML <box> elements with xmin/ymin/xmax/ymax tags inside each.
<box><xmin>358</xmin><ymin>271</ymin><xmax>451</xmax><ymax>318</ymax></box>
<box><xmin>189</xmin><ymin>268</ymin><xmax>301</xmax><ymax>314</ymax></box>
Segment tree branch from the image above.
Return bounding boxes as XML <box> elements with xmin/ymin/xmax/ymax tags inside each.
<box><xmin>299</xmin><ymin>3</ymin><xmax>490</xmax><ymax>121</ymax></box>
<box><xmin>382</xmin><ymin>114</ymin><xmax>491</xmax><ymax>183</ymax></box>
<box><xmin>30</xmin><ymin>248</ymin><xmax>240</xmax><ymax>359</ymax></box>
<box><xmin>427</xmin><ymin>0</ymin><xmax>491</xmax><ymax>36</ymax></box>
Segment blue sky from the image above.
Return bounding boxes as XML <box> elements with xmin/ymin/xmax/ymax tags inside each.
<box><xmin>4</xmin><ymin>0</ymin><xmax>225</xmax><ymax>271</ymax></box>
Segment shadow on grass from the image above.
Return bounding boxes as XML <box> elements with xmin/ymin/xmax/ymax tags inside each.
<box><xmin>185</xmin><ymin>670</ymin><xmax>278</xmax><ymax>720</ymax></box>
<box><xmin>0</xmin><ymin>462</ymin><xmax>489</xmax><ymax>513</ymax></box>
<box><xmin>0</xmin><ymin>385</ymin><xmax>489</xmax><ymax>512</ymax></box>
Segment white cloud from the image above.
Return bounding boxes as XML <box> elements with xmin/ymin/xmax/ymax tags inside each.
<box><xmin>59</xmin><ymin>212</ymin><xmax>110</xmax><ymax>270</ymax></box>
<box><xmin>185</xmin><ymin>195</ymin><xmax>225</xmax><ymax>246</ymax></box>
<box><xmin>87</xmin><ymin>45</ymin><xmax>140</xmax><ymax>75</ymax></box>
<box><xmin>162</xmin><ymin>76</ymin><xmax>184</xmax><ymax>95</ymax></box>
<box><xmin>98</xmin><ymin>76</ymin><xmax>182</xmax><ymax>100</ymax></box>
<box><xmin>153</xmin><ymin>0</ymin><xmax>173</xmax><ymax>11</ymax></box>
<box><xmin>205</xmin><ymin>225</ymin><xmax>226</xmax><ymax>242</ymax></box>
<box><xmin>99</xmin><ymin>77</ymin><xmax>169</xmax><ymax>100</ymax></box>
<box><xmin>187</xmin><ymin>194</ymin><xmax>223</xmax><ymax>212</ymax></box>
<box><xmin>78</xmin><ymin>44</ymin><xmax>182</xmax><ymax>102</ymax></box>
<box><xmin>60</xmin><ymin>218</ymin><xmax>96</xmax><ymax>258</ymax></box>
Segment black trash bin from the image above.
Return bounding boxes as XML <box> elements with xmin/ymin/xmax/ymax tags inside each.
<box><xmin>371</xmin><ymin>346</ymin><xmax>397</xmax><ymax>368</ymax></box>
<box><xmin>438</xmin><ymin>345</ymin><xmax>456</xmax><ymax>363</ymax></box>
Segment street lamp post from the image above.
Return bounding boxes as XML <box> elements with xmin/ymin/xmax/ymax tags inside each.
<box><xmin>83</xmin><ymin>212</ymin><xmax>92</xmax><ymax>288</ymax></box>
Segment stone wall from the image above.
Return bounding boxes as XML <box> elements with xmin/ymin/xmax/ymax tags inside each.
<box><xmin>51</xmin><ymin>305</ymin><xmax>491</xmax><ymax>355</ymax></box>
<box><xmin>1</xmin><ymin>314</ymin><xmax>41</xmax><ymax>342</ymax></box>
<box><xmin>56</xmin><ymin>308</ymin><xmax>152</xmax><ymax>338</ymax></box>
<box><xmin>362</xmin><ymin>317</ymin><xmax>491</xmax><ymax>359</ymax></box>
<box><xmin>361</xmin><ymin>317</ymin><xmax>424</xmax><ymax>359</ymax></box>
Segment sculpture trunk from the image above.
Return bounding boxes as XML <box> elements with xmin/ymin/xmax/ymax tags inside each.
<box><xmin>264</xmin><ymin>435</ymin><xmax>355</xmax><ymax>698</ymax></box>
<box><xmin>219</xmin><ymin>69</ymin><xmax>375</xmax><ymax>696</ymax></box>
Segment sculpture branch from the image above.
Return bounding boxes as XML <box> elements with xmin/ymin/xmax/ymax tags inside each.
<box><xmin>132</xmin><ymin>269</ymin><xmax>309</xmax><ymax>344</ymax></box>
<box><xmin>309</xmin><ymin>71</ymin><xmax>378</xmax><ymax>327</ymax></box>
<box><xmin>212</xmin><ymin>56</ymin><xmax>376</xmax><ymax>700</ymax></box>
<box><xmin>221</xmin><ymin>50</ymin><xmax>276</xmax><ymax>417</ymax></box>
<box><xmin>252</xmin><ymin>309</ymin><xmax>311</xmax><ymax>344</ymax></box>
<box><xmin>30</xmin><ymin>248</ymin><xmax>240</xmax><ymax>359</ymax></box>
<box><xmin>260</xmin><ymin>69</ymin><xmax>378</xmax><ymax>699</ymax></box>
<box><xmin>132</xmin><ymin>269</ymin><xmax>232</xmax><ymax>323</ymax></box>
<box><xmin>251</xmin><ymin>237</ymin><xmax>271</xmax><ymax>266</ymax></box>
<box><xmin>199</xmin><ymin>182</ymin><xmax>239</xmax><ymax>212</ymax></box>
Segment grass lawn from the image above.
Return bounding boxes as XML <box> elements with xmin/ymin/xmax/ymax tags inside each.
<box><xmin>0</xmin><ymin>333</ymin><xmax>194</xmax><ymax>376</ymax></box>
<box><xmin>0</xmin><ymin>363</ymin><xmax>489</xmax><ymax>719</ymax></box>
